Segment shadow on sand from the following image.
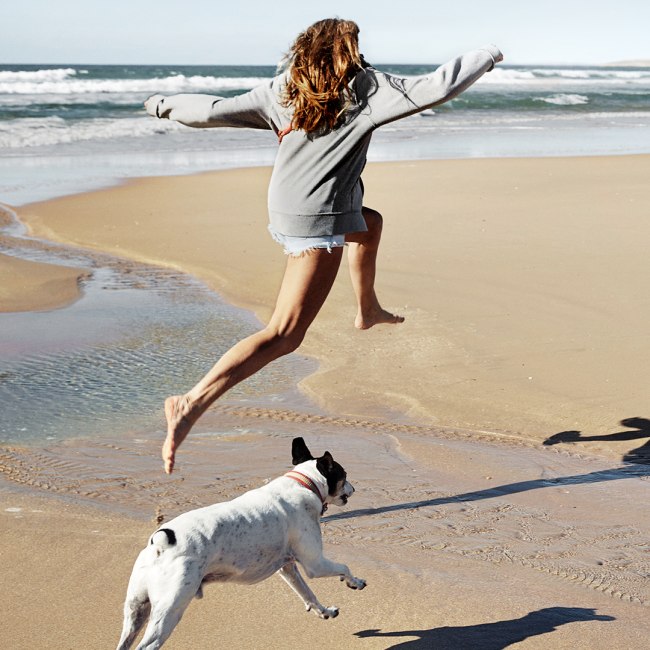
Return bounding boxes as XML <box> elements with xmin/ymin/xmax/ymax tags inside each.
<box><xmin>325</xmin><ymin>417</ymin><xmax>650</xmax><ymax>523</ymax></box>
<box><xmin>355</xmin><ymin>606</ymin><xmax>614</xmax><ymax>649</ymax></box>
<box><xmin>544</xmin><ymin>417</ymin><xmax>650</xmax><ymax>464</ymax></box>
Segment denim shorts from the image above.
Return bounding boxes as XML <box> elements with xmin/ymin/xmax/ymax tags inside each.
<box><xmin>268</xmin><ymin>225</ymin><xmax>346</xmax><ymax>257</ymax></box>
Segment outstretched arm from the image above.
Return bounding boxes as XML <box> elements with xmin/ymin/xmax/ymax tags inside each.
<box><xmin>367</xmin><ymin>45</ymin><xmax>503</xmax><ymax>127</ymax></box>
<box><xmin>144</xmin><ymin>79</ymin><xmax>276</xmax><ymax>130</ymax></box>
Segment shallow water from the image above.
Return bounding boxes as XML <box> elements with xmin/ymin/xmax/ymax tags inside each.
<box><xmin>0</xmin><ymin>205</ymin><xmax>315</xmax><ymax>445</ymax></box>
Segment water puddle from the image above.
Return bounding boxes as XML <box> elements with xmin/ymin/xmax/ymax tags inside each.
<box><xmin>0</xmin><ymin>204</ymin><xmax>316</xmax><ymax>445</ymax></box>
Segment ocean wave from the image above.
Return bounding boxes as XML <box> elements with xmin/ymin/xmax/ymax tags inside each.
<box><xmin>482</xmin><ymin>68</ymin><xmax>537</xmax><ymax>82</ymax></box>
<box><xmin>479</xmin><ymin>67</ymin><xmax>650</xmax><ymax>86</ymax></box>
<box><xmin>396</xmin><ymin>66</ymin><xmax>644</xmax><ymax>87</ymax></box>
<box><xmin>532</xmin><ymin>68</ymin><xmax>650</xmax><ymax>80</ymax></box>
<box><xmin>0</xmin><ymin>68</ymin><xmax>79</xmax><ymax>83</ymax></box>
<box><xmin>0</xmin><ymin>74</ymin><xmax>270</xmax><ymax>95</ymax></box>
<box><xmin>3</xmin><ymin>66</ymin><xmax>649</xmax><ymax>98</ymax></box>
<box><xmin>0</xmin><ymin>116</ymin><xmax>185</xmax><ymax>148</ymax></box>
<box><xmin>536</xmin><ymin>93</ymin><xmax>590</xmax><ymax>106</ymax></box>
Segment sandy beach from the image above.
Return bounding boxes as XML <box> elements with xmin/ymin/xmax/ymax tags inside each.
<box><xmin>3</xmin><ymin>155</ymin><xmax>650</xmax><ymax>648</ymax></box>
<box><xmin>18</xmin><ymin>155</ymin><xmax>650</xmax><ymax>447</ymax></box>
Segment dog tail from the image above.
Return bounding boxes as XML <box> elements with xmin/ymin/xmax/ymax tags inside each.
<box><xmin>149</xmin><ymin>527</ymin><xmax>177</xmax><ymax>553</ymax></box>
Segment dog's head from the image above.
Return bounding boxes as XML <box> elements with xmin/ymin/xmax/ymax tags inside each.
<box><xmin>291</xmin><ymin>437</ymin><xmax>354</xmax><ymax>507</ymax></box>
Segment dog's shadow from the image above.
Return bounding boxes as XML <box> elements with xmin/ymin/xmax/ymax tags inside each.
<box><xmin>355</xmin><ymin>607</ymin><xmax>614</xmax><ymax>649</ymax></box>
<box><xmin>325</xmin><ymin>417</ymin><xmax>650</xmax><ymax>523</ymax></box>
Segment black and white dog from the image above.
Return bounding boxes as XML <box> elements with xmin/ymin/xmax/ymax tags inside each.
<box><xmin>116</xmin><ymin>438</ymin><xmax>366</xmax><ymax>650</ymax></box>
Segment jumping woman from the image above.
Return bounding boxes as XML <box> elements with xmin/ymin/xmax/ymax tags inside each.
<box><xmin>145</xmin><ymin>18</ymin><xmax>503</xmax><ymax>473</ymax></box>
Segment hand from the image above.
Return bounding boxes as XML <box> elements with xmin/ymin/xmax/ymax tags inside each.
<box><xmin>144</xmin><ymin>94</ymin><xmax>166</xmax><ymax>117</ymax></box>
<box><xmin>482</xmin><ymin>45</ymin><xmax>504</xmax><ymax>66</ymax></box>
<box><xmin>490</xmin><ymin>45</ymin><xmax>504</xmax><ymax>64</ymax></box>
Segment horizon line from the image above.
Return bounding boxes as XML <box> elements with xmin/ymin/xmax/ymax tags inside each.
<box><xmin>2</xmin><ymin>59</ymin><xmax>649</xmax><ymax>68</ymax></box>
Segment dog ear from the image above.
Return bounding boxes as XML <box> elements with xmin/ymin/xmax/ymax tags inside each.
<box><xmin>292</xmin><ymin>437</ymin><xmax>313</xmax><ymax>465</ymax></box>
<box><xmin>316</xmin><ymin>451</ymin><xmax>334</xmax><ymax>475</ymax></box>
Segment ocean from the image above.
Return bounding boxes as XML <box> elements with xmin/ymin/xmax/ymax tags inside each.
<box><xmin>1</xmin><ymin>62</ymin><xmax>650</xmax><ymax>204</ymax></box>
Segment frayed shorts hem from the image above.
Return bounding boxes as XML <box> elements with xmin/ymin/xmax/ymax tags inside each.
<box><xmin>268</xmin><ymin>225</ymin><xmax>346</xmax><ymax>257</ymax></box>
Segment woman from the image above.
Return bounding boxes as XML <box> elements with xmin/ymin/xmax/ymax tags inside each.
<box><xmin>145</xmin><ymin>19</ymin><xmax>502</xmax><ymax>473</ymax></box>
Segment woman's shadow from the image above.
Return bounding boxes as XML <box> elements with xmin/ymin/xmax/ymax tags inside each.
<box><xmin>355</xmin><ymin>607</ymin><xmax>614</xmax><ymax>649</ymax></box>
<box><xmin>543</xmin><ymin>416</ymin><xmax>650</xmax><ymax>464</ymax></box>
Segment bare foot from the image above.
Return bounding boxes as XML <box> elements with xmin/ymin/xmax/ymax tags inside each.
<box><xmin>355</xmin><ymin>306</ymin><xmax>405</xmax><ymax>330</ymax></box>
<box><xmin>163</xmin><ymin>395</ymin><xmax>195</xmax><ymax>474</ymax></box>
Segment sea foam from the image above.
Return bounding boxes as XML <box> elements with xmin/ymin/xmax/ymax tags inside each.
<box><xmin>0</xmin><ymin>74</ymin><xmax>269</xmax><ymax>95</ymax></box>
<box><xmin>0</xmin><ymin>68</ymin><xmax>78</xmax><ymax>83</ymax></box>
<box><xmin>0</xmin><ymin>116</ymin><xmax>185</xmax><ymax>148</ymax></box>
<box><xmin>480</xmin><ymin>67</ymin><xmax>650</xmax><ymax>86</ymax></box>
<box><xmin>537</xmin><ymin>94</ymin><xmax>589</xmax><ymax>106</ymax></box>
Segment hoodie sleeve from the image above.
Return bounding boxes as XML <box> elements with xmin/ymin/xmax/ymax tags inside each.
<box><xmin>365</xmin><ymin>46</ymin><xmax>502</xmax><ymax>128</ymax></box>
<box><xmin>144</xmin><ymin>79</ymin><xmax>277</xmax><ymax>130</ymax></box>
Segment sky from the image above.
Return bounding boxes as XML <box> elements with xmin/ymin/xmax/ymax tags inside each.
<box><xmin>1</xmin><ymin>0</ymin><xmax>649</xmax><ymax>66</ymax></box>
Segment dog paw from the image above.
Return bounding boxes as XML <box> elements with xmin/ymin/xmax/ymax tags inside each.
<box><xmin>321</xmin><ymin>606</ymin><xmax>339</xmax><ymax>620</ymax></box>
<box><xmin>347</xmin><ymin>576</ymin><xmax>367</xmax><ymax>590</ymax></box>
<box><xmin>346</xmin><ymin>576</ymin><xmax>366</xmax><ymax>590</ymax></box>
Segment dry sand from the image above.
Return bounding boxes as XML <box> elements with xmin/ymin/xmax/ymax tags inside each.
<box><xmin>3</xmin><ymin>156</ymin><xmax>650</xmax><ymax>648</ymax></box>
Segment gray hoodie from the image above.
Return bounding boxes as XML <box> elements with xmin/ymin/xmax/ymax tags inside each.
<box><xmin>146</xmin><ymin>45</ymin><xmax>502</xmax><ymax>237</ymax></box>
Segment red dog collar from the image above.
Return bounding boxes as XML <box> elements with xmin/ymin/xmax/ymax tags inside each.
<box><xmin>285</xmin><ymin>470</ymin><xmax>327</xmax><ymax>515</ymax></box>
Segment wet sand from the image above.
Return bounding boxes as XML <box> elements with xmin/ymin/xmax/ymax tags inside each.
<box><xmin>3</xmin><ymin>156</ymin><xmax>650</xmax><ymax>647</ymax></box>
<box><xmin>0</xmin><ymin>206</ymin><xmax>89</xmax><ymax>313</ymax></box>
<box><xmin>2</xmin><ymin>420</ymin><xmax>649</xmax><ymax>648</ymax></box>
<box><xmin>0</xmin><ymin>252</ymin><xmax>85</xmax><ymax>313</ymax></box>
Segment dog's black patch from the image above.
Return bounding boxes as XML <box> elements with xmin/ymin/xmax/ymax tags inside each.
<box><xmin>293</xmin><ymin>439</ymin><xmax>347</xmax><ymax>496</ymax></box>
<box><xmin>316</xmin><ymin>451</ymin><xmax>347</xmax><ymax>497</ymax></box>
<box><xmin>151</xmin><ymin>528</ymin><xmax>177</xmax><ymax>546</ymax></box>
<box><xmin>292</xmin><ymin>437</ymin><xmax>314</xmax><ymax>465</ymax></box>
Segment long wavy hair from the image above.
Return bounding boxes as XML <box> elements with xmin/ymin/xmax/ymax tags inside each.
<box><xmin>281</xmin><ymin>18</ymin><xmax>365</xmax><ymax>134</ymax></box>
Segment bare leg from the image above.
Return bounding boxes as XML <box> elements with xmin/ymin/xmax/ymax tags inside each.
<box><xmin>163</xmin><ymin>247</ymin><xmax>343</xmax><ymax>473</ymax></box>
<box><xmin>346</xmin><ymin>206</ymin><xmax>404</xmax><ymax>330</ymax></box>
